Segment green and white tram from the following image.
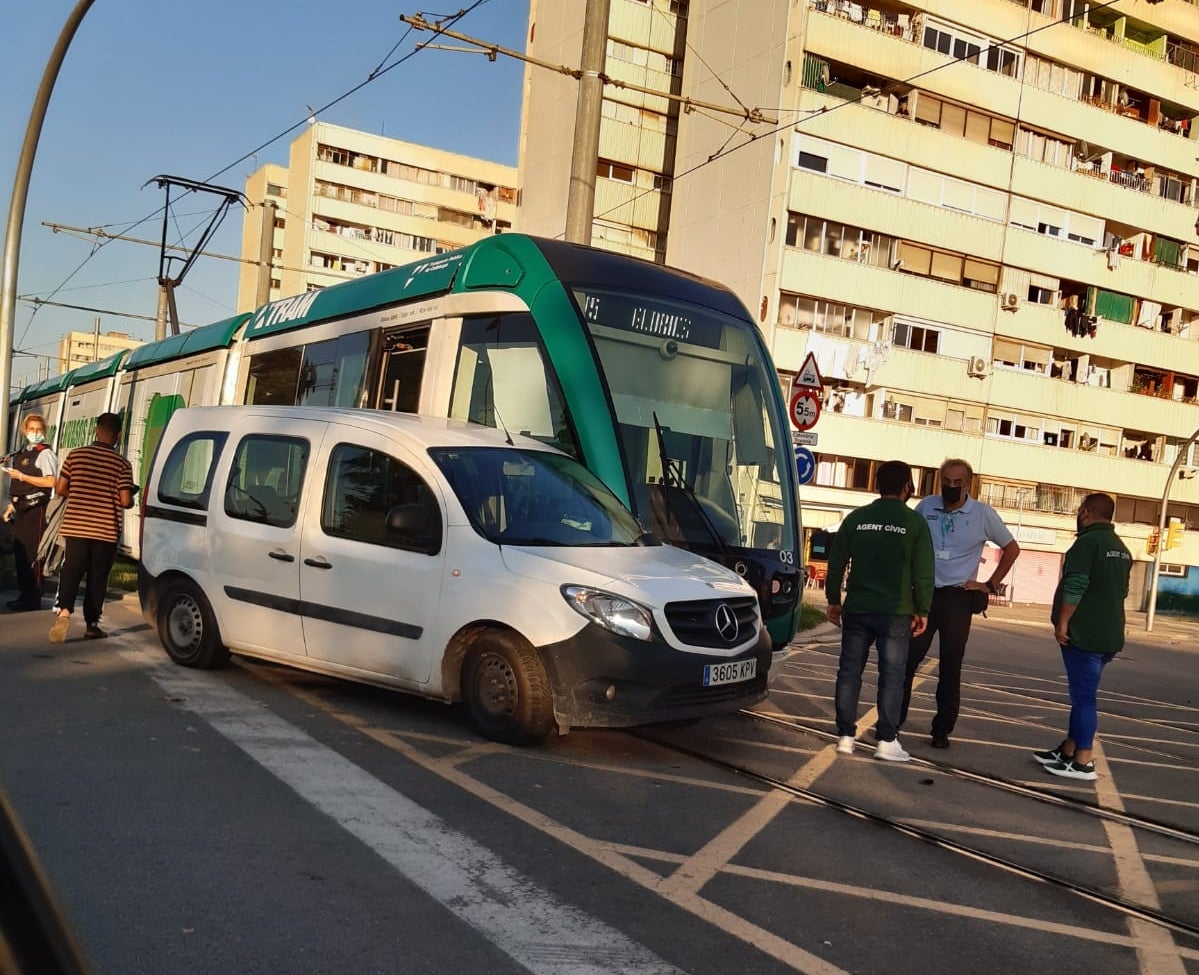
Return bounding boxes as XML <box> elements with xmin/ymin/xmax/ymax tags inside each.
<box><xmin>14</xmin><ymin>235</ymin><xmax>802</xmax><ymax>646</ymax></box>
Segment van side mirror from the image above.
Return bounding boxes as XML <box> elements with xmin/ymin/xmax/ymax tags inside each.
<box><xmin>384</xmin><ymin>502</ymin><xmax>442</xmax><ymax>555</ymax></box>
<box><xmin>386</xmin><ymin>503</ymin><xmax>429</xmax><ymax>535</ymax></box>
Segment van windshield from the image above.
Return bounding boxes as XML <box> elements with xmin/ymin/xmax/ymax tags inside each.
<box><xmin>429</xmin><ymin>447</ymin><xmax>644</xmax><ymax>547</ymax></box>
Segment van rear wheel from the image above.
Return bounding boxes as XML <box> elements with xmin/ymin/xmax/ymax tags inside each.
<box><xmin>157</xmin><ymin>580</ymin><xmax>230</xmax><ymax>669</ymax></box>
<box><xmin>462</xmin><ymin>632</ymin><xmax>554</xmax><ymax>746</ymax></box>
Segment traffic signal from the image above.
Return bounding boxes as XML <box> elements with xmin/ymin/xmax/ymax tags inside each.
<box><xmin>1166</xmin><ymin>518</ymin><xmax>1184</xmax><ymax>551</ymax></box>
<box><xmin>1146</xmin><ymin>529</ymin><xmax>1159</xmax><ymax>555</ymax></box>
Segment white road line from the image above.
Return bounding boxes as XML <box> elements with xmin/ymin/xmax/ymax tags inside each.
<box><xmin>1092</xmin><ymin>740</ymin><xmax>1186</xmax><ymax>975</ymax></box>
<box><xmin>139</xmin><ymin>657</ymin><xmax>684</xmax><ymax>975</ymax></box>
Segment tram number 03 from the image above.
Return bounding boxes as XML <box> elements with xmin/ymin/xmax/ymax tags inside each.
<box><xmin>703</xmin><ymin>659</ymin><xmax>757</xmax><ymax>687</ymax></box>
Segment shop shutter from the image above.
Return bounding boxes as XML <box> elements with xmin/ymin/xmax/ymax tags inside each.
<box><xmin>977</xmin><ymin>547</ymin><xmax>1061</xmax><ymax>605</ymax></box>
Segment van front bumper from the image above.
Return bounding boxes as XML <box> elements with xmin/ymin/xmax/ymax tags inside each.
<box><xmin>539</xmin><ymin>625</ymin><xmax>772</xmax><ymax>729</ymax></box>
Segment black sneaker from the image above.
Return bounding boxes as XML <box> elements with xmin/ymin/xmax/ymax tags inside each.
<box><xmin>1044</xmin><ymin>757</ymin><xmax>1097</xmax><ymax>781</ymax></box>
<box><xmin>1032</xmin><ymin>743</ymin><xmax>1070</xmax><ymax>766</ymax></box>
<box><xmin>84</xmin><ymin>625</ymin><xmax>107</xmax><ymax>640</ymax></box>
<box><xmin>930</xmin><ymin>733</ymin><xmax>950</xmax><ymax>749</ymax></box>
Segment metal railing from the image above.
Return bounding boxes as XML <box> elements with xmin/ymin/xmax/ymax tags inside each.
<box><xmin>979</xmin><ymin>483</ymin><xmax>1088</xmax><ymax>516</ymax></box>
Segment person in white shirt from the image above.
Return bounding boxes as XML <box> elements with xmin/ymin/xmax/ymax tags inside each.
<box><xmin>898</xmin><ymin>458</ymin><xmax>1020</xmax><ymax>748</ymax></box>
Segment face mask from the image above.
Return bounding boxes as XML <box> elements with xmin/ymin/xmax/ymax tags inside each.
<box><xmin>941</xmin><ymin>485</ymin><xmax>962</xmax><ymax>506</ymax></box>
<box><xmin>25</xmin><ymin>432</ymin><xmax>45</xmax><ymax>446</ymax></box>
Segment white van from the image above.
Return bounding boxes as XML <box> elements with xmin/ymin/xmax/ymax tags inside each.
<box><xmin>138</xmin><ymin>406</ymin><xmax>771</xmax><ymax>744</ymax></box>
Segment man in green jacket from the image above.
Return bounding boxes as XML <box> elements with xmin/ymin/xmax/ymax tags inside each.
<box><xmin>825</xmin><ymin>460</ymin><xmax>934</xmax><ymax>762</ymax></box>
<box><xmin>1035</xmin><ymin>492</ymin><xmax>1132</xmax><ymax>781</ymax></box>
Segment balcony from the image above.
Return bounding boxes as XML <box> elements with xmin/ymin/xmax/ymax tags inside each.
<box><xmin>989</xmin><ymin>366</ymin><xmax>1199</xmax><ymax>439</ymax></box>
<box><xmin>805</xmin><ymin>1</ymin><xmax>1199</xmax><ymax>150</ymax></box>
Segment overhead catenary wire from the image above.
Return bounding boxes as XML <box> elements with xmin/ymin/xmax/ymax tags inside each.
<box><xmin>19</xmin><ymin>2</ymin><xmax>493</xmax><ymax>347</ymax></box>
<box><xmin>581</xmin><ymin>0</ymin><xmax>1140</xmax><ymax>226</ymax></box>
<box><xmin>25</xmin><ymin>0</ymin><xmax>1142</xmax><ymax>345</ymax></box>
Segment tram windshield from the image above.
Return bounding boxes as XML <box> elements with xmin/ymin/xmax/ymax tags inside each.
<box><xmin>571</xmin><ymin>288</ymin><xmax>794</xmax><ymax>556</ymax></box>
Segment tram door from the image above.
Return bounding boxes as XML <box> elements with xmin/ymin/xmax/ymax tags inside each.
<box><xmin>376</xmin><ymin>325</ymin><xmax>429</xmax><ymax>413</ymax></box>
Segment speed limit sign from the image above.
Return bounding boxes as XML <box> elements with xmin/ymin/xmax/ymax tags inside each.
<box><xmin>789</xmin><ymin>389</ymin><xmax>821</xmax><ymax>431</ymax></box>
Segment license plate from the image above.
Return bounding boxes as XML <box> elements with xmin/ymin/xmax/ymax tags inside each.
<box><xmin>702</xmin><ymin>658</ymin><xmax>756</xmax><ymax>687</ymax></box>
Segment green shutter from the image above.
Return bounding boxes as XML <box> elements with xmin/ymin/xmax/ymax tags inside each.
<box><xmin>1095</xmin><ymin>289</ymin><xmax>1135</xmax><ymax>324</ymax></box>
<box><xmin>1153</xmin><ymin>236</ymin><xmax>1183</xmax><ymax>269</ymax></box>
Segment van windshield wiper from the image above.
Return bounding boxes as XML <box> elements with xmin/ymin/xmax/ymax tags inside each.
<box><xmin>651</xmin><ymin>412</ymin><xmax>730</xmax><ymax>557</ymax></box>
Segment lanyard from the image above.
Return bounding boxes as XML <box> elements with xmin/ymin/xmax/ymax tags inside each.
<box><xmin>938</xmin><ymin>510</ymin><xmax>959</xmax><ymax>548</ymax></box>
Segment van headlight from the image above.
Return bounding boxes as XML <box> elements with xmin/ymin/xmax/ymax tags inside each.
<box><xmin>561</xmin><ymin>585</ymin><xmax>655</xmax><ymax>642</ymax></box>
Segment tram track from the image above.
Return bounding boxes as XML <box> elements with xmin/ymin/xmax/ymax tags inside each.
<box><xmin>791</xmin><ymin>643</ymin><xmax>1199</xmax><ymax>765</ymax></box>
<box><xmin>635</xmin><ymin>711</ymin><xmax>1199</xmax><ymax>943</ymax></box>
<box><xmin>746</xmin><ymin>709</ymin><xmax>1199</xmax><ymax>845</ymax></box>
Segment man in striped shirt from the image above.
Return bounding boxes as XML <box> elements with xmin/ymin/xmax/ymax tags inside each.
<box><xmin>49</xmin><ymin>413</ymin><xmax>135</xmax><ymax>643</ymax></box>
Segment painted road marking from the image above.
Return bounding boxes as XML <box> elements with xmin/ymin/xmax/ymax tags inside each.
<box><xmin>140</xmin><ymin>658</ymin><xmax>684</xmax><ymax>975</ymax></box>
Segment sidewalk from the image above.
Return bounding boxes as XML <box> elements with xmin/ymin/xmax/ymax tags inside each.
<box><xmin>794</xmin><ymin>587</ymin><xmax>1197</xmax><ymax>649</ymax></box>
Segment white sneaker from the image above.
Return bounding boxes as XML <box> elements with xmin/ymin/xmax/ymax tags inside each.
<box><xmin>836</xmin><ymin>736</ymin><xmax>855</xmax><ymax>755</ymax></box>
<box><xmin>874</xmin><ymin>738</ymin><xmax>910</xmax><ymax>762</ymax></box>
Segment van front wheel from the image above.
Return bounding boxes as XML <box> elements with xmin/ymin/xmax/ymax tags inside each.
<box><xmin>157</xmin><ymin>581</ymin><xmax>230</xmax><ymax>669</ymax></box>
<box><xmin>462</xmin><ymin>632</ymin><xmax>555</xmax><ymax>746</ymax></box>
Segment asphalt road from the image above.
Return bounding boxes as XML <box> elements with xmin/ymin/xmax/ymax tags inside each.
<box><xmin>1</xmin><ymin>592</ymin><xmax>1196</xmax><ymax>975</ymax></box>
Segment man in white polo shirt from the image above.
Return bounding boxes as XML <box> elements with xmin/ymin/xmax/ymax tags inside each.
<box><xmin>898</xmin><ymin>458</ymin><xmax>1020</xmax><ymax>749</ymax></box>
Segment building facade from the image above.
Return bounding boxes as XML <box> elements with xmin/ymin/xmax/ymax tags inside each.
<box><xmin>519</xmin><ymin>0</ymin><xmax>1199</xmax><ymax>612</ymax></box>
<box><xmin>58</xmin><ymin>329</ymin><xmax>142</xmax><ymax>374</ymax></box>
<box><xmin>237</xmin><ymin>122</ymin><xmax>519</xmax><ymax>310</ymax></box>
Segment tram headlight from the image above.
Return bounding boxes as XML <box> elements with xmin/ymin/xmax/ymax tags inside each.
<box><xmin>561</xmin><ymin>585</ymin><xmax>654</xmax><ymax>641</ymax></box>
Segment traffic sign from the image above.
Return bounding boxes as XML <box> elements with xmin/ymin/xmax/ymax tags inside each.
<box><xmin>794</xmin><ymin>446</ymin><xmax>816</xmax><ymax>485</ymax></box>
<box><xmin>795</xmin><ymin>351</ymin><xmax>823</xmax><ymax>389</ymax></box>
<box><xmin>789</xmin><ymin>388</ymin><xmax>821</xmax><ymax>431</ymax></box>
<box><xmin>791</xmin><ymin>430</ymin><xmax>818</xmax><ymax>446</ymax></box>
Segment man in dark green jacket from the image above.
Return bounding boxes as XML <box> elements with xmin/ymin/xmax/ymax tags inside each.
<box><xmin>1035</xmin><ymin>492</ymin><xmax>1132</xmax><ymax>781</ymax></box>
<box><xmin>825</xmin><ymin>460</ymin><xmax>934</xmax><ymax>762</ymax></box>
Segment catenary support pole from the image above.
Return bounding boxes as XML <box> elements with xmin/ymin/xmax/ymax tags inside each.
<box><xmin>1</xmin><ymin>0</ymin><xmax>97</xmax><ymax>451</ymax></box>
<box><xmin>564</xmin><ymin>0</ymin><xmax>611</xmax><ymax>244</ymax></box>
<box><xmin>1146</xmin><ymin>427</ymin><xmax>1199</xmax><ymax>631</ymax></box>
<box><xmin>255</xmin><ymin>200</ymin><xmax>277</xmax><ymax>307</ymax></box>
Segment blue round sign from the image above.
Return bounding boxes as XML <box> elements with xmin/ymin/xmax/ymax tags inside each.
<box><xmin>794</xmin><ymin>446</ymin><xmax>815</xmax><ymax>486</ymax></box>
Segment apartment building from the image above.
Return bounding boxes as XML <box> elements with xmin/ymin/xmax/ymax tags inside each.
<box><xmin>237</xmin><ymin>122</ymin><xmax>518</xmax><ymax>309</ymax></box>
<box><xmin>58</xmin><ymin>329</ymin><xmax>142</xmax><ymax>374</ymax></box>
<box><xmin>520</xmin><ymin>0</ymin><xmax>1199</xmax><ymax>613</ymax></box>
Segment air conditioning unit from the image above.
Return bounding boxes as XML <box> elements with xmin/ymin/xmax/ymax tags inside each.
<box><xmin>967</xmin><ymin>355</ymin><xmax>991</xmax><ymax>378</ymax></box>
<box><xmin>1001</xmin><ymin>293</ymin><xmax>1020</xmax><ymax>311</ymax></box>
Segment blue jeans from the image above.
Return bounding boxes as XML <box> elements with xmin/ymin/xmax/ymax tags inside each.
<box><xmin>836</xmin><ymin>613</ymin><xmax>911</xmax><ymax>741</ymax></box>
<box><xmin>1060</xmin><ymin>643</ymin><xmax>1114</xmax><ymax>751</ymax></box>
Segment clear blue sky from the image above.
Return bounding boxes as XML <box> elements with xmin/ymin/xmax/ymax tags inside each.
<box><xmin>1</xmin><ymin>0</ymin><xmax>530</xmax><ymax>388</ymax></box>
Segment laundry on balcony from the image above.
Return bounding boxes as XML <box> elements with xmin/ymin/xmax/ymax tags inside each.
<box><xmin>1064</xmin><ymin>308</ymin><xmax>1098</xmax><ymax>338</ymax></box>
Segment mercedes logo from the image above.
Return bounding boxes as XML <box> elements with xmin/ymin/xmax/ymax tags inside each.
<box><xmin>714</xmin><ymin>603</ymin><xmax>740</xmax><ymax>643</ymax></box>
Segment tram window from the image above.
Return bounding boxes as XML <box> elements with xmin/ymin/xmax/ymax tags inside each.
<box><xmin>377</xmin><ymin>326</ymin><xmax>429</xmax><ymax>414</ymax></box>
<box><xmin>246</xmin><ymin>347</ymin><xmax>303</xmax><ymax>405</ymax></box>
<box><xmin>299</xmin><ymin>332</ymin><xmax>370</xmax><ymax>408</ymax></box>
<box><xmin>450</xmin><ymin>314</ymin><xmax>580</xmax><ymax>458</ymax></box>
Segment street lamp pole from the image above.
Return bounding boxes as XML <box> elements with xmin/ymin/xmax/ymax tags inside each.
<box><xmin>1146</xmin><ymin>425</ymin><xmax>1199</xmax><ymax>631</ymax></box>
<box><xmin>0</xmin><ymin>0</ymin><xmax>97</xmax><ymax>451</ymax></box>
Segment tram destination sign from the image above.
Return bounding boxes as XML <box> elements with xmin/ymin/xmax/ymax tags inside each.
<box><xmin>572</xmin><ymin>289</ymin><xmax>724</xmax><ymax>349</ymax></box>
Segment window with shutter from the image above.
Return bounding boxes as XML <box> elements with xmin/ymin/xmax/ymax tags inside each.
<box><xmin>897</xmin><ymin>242</ymin><xmax>932</xmax><ymax>274</ymax></box>
<box><xmin>930</xmin><ymin>251</ymin><xmax>963</xmax><ymax>282</ymax></box>
<box><xmin>942</xmin><ymin>103</ymin><xmax>967</xmax><ymax>137</ymax></box>
<box><xmin>915</xmin><ymin>95</ymin><xmax>942</xmax><ymax>126</ymax></box>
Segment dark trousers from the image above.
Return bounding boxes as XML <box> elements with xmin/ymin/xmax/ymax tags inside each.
<box><xmin>835</xmin><ymin>612</ymin><xmax>911</xmax><ymax>741</ymax></box>
<box><xmin>56</xmin><ymin>536</ymin><xmax>117</xmax><ymax>626</ymax></box>
<box><xmin>900</xmin><ymin>586</ymin><xmax>975</xmax><ymax>737</ymax></box>
<box><xmin>10</xmin><ymin>506</ymin><xmax>46</xmax><ymax>607</ymax></box>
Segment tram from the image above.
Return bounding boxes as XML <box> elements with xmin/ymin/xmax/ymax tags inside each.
<box><xmin>9</xmin><ymin>235</ymin><xmax>802</xmax><ymax>646</ymax></box>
